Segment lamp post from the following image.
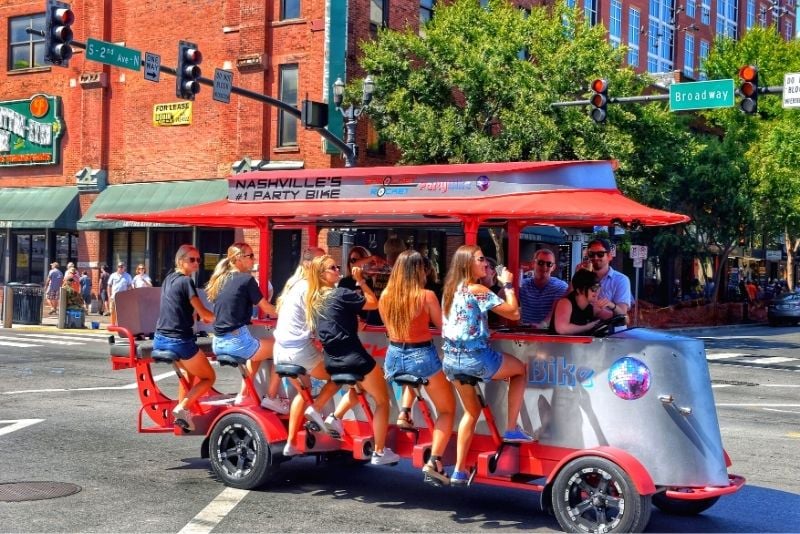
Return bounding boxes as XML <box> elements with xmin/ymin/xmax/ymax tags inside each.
<box><xmin>332</xmin><ymin>75</ymin><xmax>375</xmax><ymax>168</ymax></box>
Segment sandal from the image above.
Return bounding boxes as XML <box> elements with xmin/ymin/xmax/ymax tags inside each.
<box><xmin>422</xmin><ymin>456</ymin><xmax>449</xmax><ymax>487</ymax></box>
<box><xmin>396</xmin><ymin>407</ymin><xmax>414</xmax><ymax>429</ymax></box>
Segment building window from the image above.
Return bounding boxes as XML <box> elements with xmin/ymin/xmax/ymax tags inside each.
<box><xmin>565</xmin><ymin>0</ymin><xmax>576</xmax><ymax>7</ymax></box>
<box><xmin>701</xmin><ymin>0</ymin><xmax>711</xmax><ymax>24</ymax></box>
<box><xmin>746</xmin><ymin>0</ymin><xmax>756</xmax><ymax>28</ymax></box>
<box><xmin>686</xmin><ymin>0</ymin><xmax>696</xmax><ymax>18</ymax></box>
<box><xmin>683</xmin><ymin>34</ymin><xmax>695</xmax><ymax>79</ymax></box>
<box><xmin>281</xmin><ymin>0</ymin><xmax>301</xmax><ymax>20</ymax></box>
<box><xmin>278</xmin><ymin>64</ymin><xmax>298</xmax><ymax>147</ymax></box>
<box><xmin>699</xmin><ymin>39</ymin><xmax>709</xmax><ymax>80</ymax></box>
<box><xmin>647</xmin><ymin>0</ymin><xmax>673</xmax><ymax>73</ymax></box>
<box><xmin>584</xmin><ymin>0</ymin><xmax>598</xmax><ymax>25</ymax></box>
<box><xmin>420</xmin><ymin>0</ymin><xmax>435</xmax><ymax>26</ymax></box>
<box><xmin>609</xmin><ymin>0</ymin><xmax>622</xmax><ymax>47</ymax></box>
<box><xmin>111</xmin><ymin>230</ymin><xmax>146</xmax><ymax>273</ymax></box>
<box><xmin>785</xmin><ymin>20</ymin><xmax>793</xmax><ymax>40</ymax></box>
<box><xmin>8</xmin><ymin>13</ymin><xmax>45</xmax><ymax>71</ymax></box>
<box><xmin>628</xmin><ymin>8</ymin><xmax>641</xmax><ymax>67</ymax></box>
<box><xmin>759</xmin><ymin>5</ymin><xmax>767</xmax><ymax>26</ymax></box>
<box><xmin>716</xmin><ymin>0</ymin><xmax>738</xmax><ymax>38</ymax></box>
<box><xmin>371</xmin><ymin>0</ymin><xmax>389</xmax><ymax>35</ymax></box>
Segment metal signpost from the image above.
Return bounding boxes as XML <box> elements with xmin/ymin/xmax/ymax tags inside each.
<box><xmin>630</xmin><ymin>245</ymin><xmax>648</xmax><ymax>326</ymax></box>
<box><xmin>86</xmin><ymin>38</ymin><xmax>141</xmax><ymax>71</ymax></box>
<box><xmin>669</xmin><ymin>79</ymin><xmax>735</xmax><ymax>112</ymax></box>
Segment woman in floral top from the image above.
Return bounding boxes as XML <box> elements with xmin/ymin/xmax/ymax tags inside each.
<box><xmin>441</xmin><ymin>245</ymin><xmax>533</xmax><ymax>486</ymax></box>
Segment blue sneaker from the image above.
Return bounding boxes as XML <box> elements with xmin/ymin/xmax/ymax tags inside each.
<box><xmin>450</xmin><ymin>470</ymin><xmax>469</xmax><ymax>487</ymax></box>
<box><xmin>502</xmin><ymin>425</ymin><xmax>535</xmax><ymax>443</ymax></box>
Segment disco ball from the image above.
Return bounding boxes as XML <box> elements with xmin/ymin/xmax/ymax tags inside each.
<box><xmin>608</xmin><ymin>356</ymin><xmax>651</xmax><ymax>400</ymax></box>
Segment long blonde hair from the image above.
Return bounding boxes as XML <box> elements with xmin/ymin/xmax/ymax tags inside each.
<box><xmin>379</xmin><ymin>250</ymin><xmax>426</xmax><ymax>339</ymax></box>
<box><xmin>442</xmin><ymin>244</ymin><xmax>481</xmax><ymax>318</ymax></box>
<box><xmin>205</xmin><ymin>242</ymin><xmax>249</xmax><ymax>302</ymax></box>
<box><xmin>276</xmin><ymin>247</ymin><xmax>325</xmax><ymax>313</ymax></box>
<box><xmin>304</xmin><ymin>255</ymin><xmax>337</xmax><ymax>330</ymax></box>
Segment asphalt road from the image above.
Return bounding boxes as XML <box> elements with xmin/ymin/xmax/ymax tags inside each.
<box><xmin>0</xmin><ymin>325</ymin><xmax>798</xmax><ymax>533</ymax></box>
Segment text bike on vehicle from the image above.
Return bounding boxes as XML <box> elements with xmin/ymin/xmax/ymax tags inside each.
<box><xmin>101</xmin><ymin>160</ymin><xmax>744</xmax><ymax>533</ymax></box>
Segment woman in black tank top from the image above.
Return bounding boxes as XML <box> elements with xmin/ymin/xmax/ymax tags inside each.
<box><xmin>550</xmin><ymin>269</ymin><xmax>602</xmax><ymax>335</ymax></box>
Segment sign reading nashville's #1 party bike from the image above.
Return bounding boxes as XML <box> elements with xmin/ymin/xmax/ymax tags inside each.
<box><xmin>0</xmin><ymin>94</ymin><xmax>65</xmax><ymax>166</ymax></box>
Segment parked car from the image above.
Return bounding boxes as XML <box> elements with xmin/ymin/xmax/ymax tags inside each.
<box><xmin>767</xmin><ymin>292</ymin><xmax>800</xmax><ymax>326</ymax></box>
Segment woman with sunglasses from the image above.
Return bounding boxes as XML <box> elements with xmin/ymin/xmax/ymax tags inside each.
<box><xmin>379</xmin><ymin>250</ymin><xmax>454</xmax><ymax>485</ymax></box>
<box><xmin>153</xmin><ymin>244</ymin><xmax>216</xmax><ymax>432</ymax></box>
<box><xmin>441</xmin><ymin>245</ymin><xmax>533</xmax><ymax>486</ymax></box>
<box><xmin>338</xmin><ymin>245</ymin><xmax>373</xmax><ymax>291</ymax></box>
<box><xmin>549</xmin><ymin>269</ymin><xmax>602</xmax><ymax>335</ymax></box>
<box><xmin>305</xmin><ymin>255</ymin><xmax>401</xmax><ymax>466</ymax></box>
<box><xmin>206</xmin><ymin>243</ymin><xmax>286</xmax><ymax>413</ymax></box>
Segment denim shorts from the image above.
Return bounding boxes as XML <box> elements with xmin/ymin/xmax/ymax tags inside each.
<box><xmin>213</xmin><ymin>327</ymin><xmax>260</xmax><ymax>360</ymax></box>
<box><xmin>384</xmin><ymin>343</ymin><xmax>442</xmax><ymax>381</ymax></box>
<box><xmin>153</xmin><ymin>332</ymin><xmax>200</xmax><ymax>361</ymax></box>
<box><xmin>442</xmin><ymin>345</ymin><xmax>503</xmax><ymax>381</ymax></box>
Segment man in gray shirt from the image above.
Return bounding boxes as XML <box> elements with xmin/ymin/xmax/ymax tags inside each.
<box><xmin>519</xmin><ymin>249</ymin><xmax>568</xmax><ymax>328</ymax></box>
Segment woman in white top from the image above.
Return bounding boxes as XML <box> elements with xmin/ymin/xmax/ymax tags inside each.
<box><xmin>274</xmin><ymin>247</ymin><xmax>345</xmax><ymax>456</ymax></box>
<box><xmin>132</xmin><ymin>264</ymin><xmax>153</xmax><ymax>288</ymax></box>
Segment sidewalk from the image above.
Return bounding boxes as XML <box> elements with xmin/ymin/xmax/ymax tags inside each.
<box><xmin>5</xmin><ymin>309</ymin><xmax>113</xmax><ymax>333</ymax></box>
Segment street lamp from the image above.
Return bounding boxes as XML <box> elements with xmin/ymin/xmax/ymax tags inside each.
<box><xmin>332</xmin><ymin>75</ymin><xmax>375</xmax><ymax>167</ymax></box>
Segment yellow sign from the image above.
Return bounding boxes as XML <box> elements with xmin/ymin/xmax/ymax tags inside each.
<box><xmin>203</xmin><ymin>253</ymin><xmax>219</xmax><ymax>271</ymax></box>
<box><xmin>16</xmin><ymin>253</ymin><xmax>28</xmax><ymax>268</ymax></box>
<box><xmin>152</xmin><ymin>102</ymin><xmax>192</xmax><ymax>127</ymax></box>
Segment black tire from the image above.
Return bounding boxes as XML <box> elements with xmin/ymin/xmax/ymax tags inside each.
<box><xmin>209</xmin><ymin>413</ymin><xmax>277</xmax><ymax>490</ymax></box>
<box><xmin>552</xmin><ymin>456</ymin><xmax>652</xmax><ymax>533</ymax></box>
<box><xmin>652</xmin><ymin>492</ymin><xmax>719</xmax><ymax>516</ymax></box>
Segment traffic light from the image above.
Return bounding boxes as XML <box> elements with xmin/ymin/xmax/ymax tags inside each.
<box><xmin>589</xmin><ymin>78</ymin><xmax>608</xmax><ymax>123</ymax></box>
<box><xmin>301</xmin><ymin>100</ymin><xmax>329</xmax><ymax>128</ymax></box>
<box><xmin>44</xmin><ymin>0</ymin><xmax>74</xmax><ymax>67</ymax></box>
<box><xmin>176</xmin><ymin>41</ymin><xmax>202</xmax><ymax>100</ymax></box>
<box><xmin>738</xmin><ymin>65</ymin><xmax>758</xmax><ymax>114</ymax></box>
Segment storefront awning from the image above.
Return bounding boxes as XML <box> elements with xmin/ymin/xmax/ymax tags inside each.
<box><xmin>78</xmin><ymin>179</ymin><xmax>228</xmax><ymax>230</ymax></box>
<box><xmin>0</xmin><ymin>186</ymin><xmax>79</xmax><ymax>230</ymax></box>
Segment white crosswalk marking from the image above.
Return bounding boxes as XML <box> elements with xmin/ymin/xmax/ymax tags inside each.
<box><xmin>748</xmin><ymin>356</ymin><xmax>799</xmax><ymax>364</ymax></box>
<box><xmin>0</xmin><ymin>337</ymin><xmax>39</xmax><ymax>348</ymax></box>
<box><xmin>0</xmin><ymin>335</ymin><xmax>83</xmax><ymax>346</ymax></box>
<box><xmin>706</xmin><ymin>352</ymin><xmax>747</xmax><ymax>360</ymax></box>
<box><xmin>15</xmin><ymin>333</ymin><xmax>108</xmax><ymax>343</ymax></box>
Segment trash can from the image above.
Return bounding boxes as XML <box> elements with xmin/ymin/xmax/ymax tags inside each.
<box><xmin>11</xmin><ymin>283</ymin><xmax>43</xmax><ymax>325</ymax></box>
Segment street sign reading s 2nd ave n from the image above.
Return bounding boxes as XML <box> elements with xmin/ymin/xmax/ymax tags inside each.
<box><xmin>86</xmin><ymin>38</ymin><xmax>141</xmax><ymax>71</ymax></box>
<box><xmin>669</xmin><ymin>79</ymin><xmax>734</xmax><ymax>112</ymax></box>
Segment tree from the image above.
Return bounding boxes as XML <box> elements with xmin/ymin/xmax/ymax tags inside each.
<box><xmin>703</xmin><ymin>27</ymin><xmax>800</xmax><ymax>290</ymax></box>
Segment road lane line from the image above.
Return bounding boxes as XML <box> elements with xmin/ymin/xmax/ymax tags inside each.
<box><xmin>0</xmin><ymin>419</ymin><xmax>44</xmax><ymax>437</ymax></box>
<box><xmin>0</xmin><ymin>338</ymin><xmax>40</xmax><ymax>348</ymax></box>
<box><xmin>0</xmin><ymin>335</ymin><xmax>83</xmax><ymax>346</ymax></box>
<box><xmin>762</xmin><ymin>408</ymin><xmax>800</xmax><ymax>414</ymax></box>
<box><xmin>178</xmin><ymin>487</ymin><xmax>249</xmax><ymax>534</ymax></box>
<box><xmin>748</xmin><ymin>357</ymin><xmax>799</xmax><ymax>364</ymax></box>
<box><xmin>706</xmin><ymin>352</ymin><xmax>748</xmax><ymax>360</ymax></box>
<box><xmin>717</xmin><ymin>403</ymin><xmax>800</xmax><ymax>407</ymax></box>
<box><xmin>1</xmin><ymin>371</ymin><xmax>175</xmax><ymax>395</ymax></box>
<box><xmin>15</xmin><ymin>333</ymin><xmax>109</xmax><ymax>343</ymax></box>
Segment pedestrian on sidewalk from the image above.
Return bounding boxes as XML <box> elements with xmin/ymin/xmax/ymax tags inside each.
<box><xmin>132</xmin><ymin>264</ymin><xmax>153</xmax><ymax>288</ymax></box>
<box><xmin>99</xmin><ymin>265</ymin><xmax>110</xmax><ymax>316</ymax></box>
<box><xmin>45</xmin><ymin>262</ymin><xmax>63</xmax><ymax>315</ymax></box>
<box><xmin>108</xmin><ymin>262</ymin><xmax>133</xmax><ymax>325</ymax></box>
<box><xmin>79</xmin><ymin>271</ymin><xmax>92</xmax><ymax>313</ymax></box>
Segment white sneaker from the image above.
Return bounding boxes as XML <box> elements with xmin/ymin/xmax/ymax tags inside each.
<box><xmin>371</xmin><ymin>447</ymin><xmax>400</xmax><ymax>466</ymax></box>
<box><xmin>324</xmin><ymin>414</ymin><xmax>344</xmax><ymax>438</ymax></box>
<box><xmin>283</xmin><ymin>442</ymin><xmax>300</xmax><ymax>457</ymax></box>
<box><xmin>304</xmin><ymin>406</ymin><xmax>325</xmax><ymax>430</ymax></box>
<box><xmin>261</xmin><ymin>396</ymin><xmax>290</xmax><ymax>414</ymax></box>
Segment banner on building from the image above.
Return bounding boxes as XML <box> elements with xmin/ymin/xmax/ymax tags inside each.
<box><xmin>152</xmin><ymin>102</ymin><xmax>192</xmax><ymax>127</ymax></box>
<box><xmin>0</xmin><ymin>94</ymin><xmax>64</xmax><ymax>166</ymax></box>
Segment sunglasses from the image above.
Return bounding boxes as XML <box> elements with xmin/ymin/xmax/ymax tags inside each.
<box><xmin>241</xmin><ymin>253</ymin><xmax>255</xmax><ymax>259</ymax></box>
<box><xmin>590</xmin><ymin>284</ymin><xmax>601</xmax><ymax>292</ymax></box>
<box><xmin>349</xmin><ymin>257</ymin><xmax>361</xmax><ymax>264</ymax></box>
<box><xmin>326</xmin><ymin>265</ymin><xmax>341</xmax><ymax>272</ymax></box>
<box><xmin>587</xmin><ymin>251</ymin><xmax>608</xmax><ymax>258</ymax></box>
<box><xmin>475</xmin><ymin>256</ymin><xmax>487</xmax><ymax>263</ymax></box>
<box><xmin>186</xmin><ymin>257</ymin><xmax>201</xmax><ymax>263</ymax></box>
<box><xmin>536</xmin><ymin>260</ymin><xmax>554</xmax><ymax>267</ymax></box>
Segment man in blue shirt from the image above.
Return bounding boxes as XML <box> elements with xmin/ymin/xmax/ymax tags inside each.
<box><xmin>585</xmin><ymin>238</ymin><xmax>632</xmax><ymax>319</ymax></box>
<box><xmin>519</xmin><ymin>249</ymin><xmax>568</xmax><ymax>328</ymax></box>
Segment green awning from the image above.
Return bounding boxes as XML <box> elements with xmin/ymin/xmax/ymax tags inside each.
<box><xmin>78</xmin><ymin>179</ymin><xmax>228</xmax><ymax>230</ymax></box>
<box><xmin>0</xmin><ymin>186</ymin><xmax>79</xmax><ymax>230</ymax></box>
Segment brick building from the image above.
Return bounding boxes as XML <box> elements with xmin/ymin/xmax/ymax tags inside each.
<box><xmin>1</xmin><ymin>0</ymin><xmax>796</xmax><ymax>298</ymax></box>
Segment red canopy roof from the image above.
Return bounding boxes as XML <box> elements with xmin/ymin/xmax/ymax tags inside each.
<box><xmin>97</xmin><ymin>160</ymin><xmax>688</xmax><ymax>228</ymax></box>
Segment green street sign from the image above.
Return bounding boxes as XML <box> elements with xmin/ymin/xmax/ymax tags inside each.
<box><xmin>86</xmin><ymin>38</ymin><xmax>141</xmax><ymax>71</ymax></box>
<box><xmin>669</xmin><ymin>79</ymin><xmax>734</xmax><ymax>111</ymax></box>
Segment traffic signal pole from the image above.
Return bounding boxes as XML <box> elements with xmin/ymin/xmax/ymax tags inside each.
<box><xmin>28</xmin><ymin>29</ymin><xmax>358</xmax><ymax>167</ymax></box>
